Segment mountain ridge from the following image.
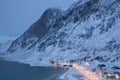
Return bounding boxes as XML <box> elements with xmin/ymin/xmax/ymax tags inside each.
<box><xmin>7</xmin><ymin>8</ymin><xmax>62</xmax><ymax>53</ymax></box>
<box><xmin>1</xmin><ymin>0</ymin><xmax>120</xmax><ymax>79</ymax></box>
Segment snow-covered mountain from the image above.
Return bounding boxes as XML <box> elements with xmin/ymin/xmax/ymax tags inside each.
<box><xmin>2</xmin><ymin>0</ymin><xmax>120</xmax><ymax>77</ymax></box>
<box><xmin>0</xmin><ymin>34</ymin><xmax>16</xmax><ymax>54</ymax></box>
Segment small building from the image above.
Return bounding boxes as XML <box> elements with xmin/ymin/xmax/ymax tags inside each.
<box><xmin>115</xmin><ymin>74</ymin><xmax>120</xmax><ymax>79</ymax></box>
<box><xmin>50</xmin><ymin>61</ymin><xmax>59</xmax><ymax>65</ymax></box>
<box><xmin>98</xmin><ymin>71</ymin><xmax>111</xmax><ymax>77</ymax></box>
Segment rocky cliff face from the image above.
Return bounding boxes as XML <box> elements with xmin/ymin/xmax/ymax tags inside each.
<box><xmin>3</xmin><ymin>0</ymin><xmax>120</xmax><ymax>72</ymax></box>
<box><xmin>7</xmin><ymin>8</ymin><xmax>62</xmax><ymax>53</ymax></box>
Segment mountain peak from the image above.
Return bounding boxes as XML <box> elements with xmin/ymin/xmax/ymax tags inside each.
<box><xmin>7</xmin><ymin>7</ymin><xmax>62</xmax><ymax>53</ymax></box>
<box><xmin>3</xmin><ymin>1</ymin><xmax>120</xmax><ymax>78</ymax></box>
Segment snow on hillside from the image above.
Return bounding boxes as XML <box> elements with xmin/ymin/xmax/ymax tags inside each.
<box><xmin>0</xmin><ymin>34</ymin><xmax>16</xmax><ymax>53</ymax></box>
<box><xmin>1</xmin><ymin>0</ymin><xmax>120</xmax><ymax>80</ymax></box>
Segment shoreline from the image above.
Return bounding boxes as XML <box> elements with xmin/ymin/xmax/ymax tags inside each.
<box><xmin>0</xmin><ymin>59</ymin><xmax>68</xmax><ymax>80</ymax></box>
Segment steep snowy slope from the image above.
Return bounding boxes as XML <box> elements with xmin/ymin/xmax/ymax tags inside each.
<box><xmin>2</xmin><ymin>0</ymin><xmax>120</xmax><ymax>76</ymax></box>
<box><xmin>0</xmin><ymin>34</ymin><xmax>16</xmax><ymax>53</ymax></box>
<box><xmin>7</xmin><ymin>8</ymin><xmax>62</xmax><ymax>53</ymax></box>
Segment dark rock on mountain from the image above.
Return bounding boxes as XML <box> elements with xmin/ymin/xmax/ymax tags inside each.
<box><xmin>7</xmin><ymin>8</ymin><xmax>62</xmax><ymax>53</ymax></box>
<box><xmin>2</xmin><ymin>0</ymin><xmax>120</xmax><ymax>74</ymax></box>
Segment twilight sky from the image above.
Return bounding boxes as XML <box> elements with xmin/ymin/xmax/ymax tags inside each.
<box><xmin>0</xmin><ymin>0</ymin><xmax>78</xmax><ymax>37</ymax></box>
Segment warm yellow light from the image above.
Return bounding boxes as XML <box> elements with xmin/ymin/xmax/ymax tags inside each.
<box><xmin>51</xmin><ymin>61</ymin><xmax>59</xmax><ymax>65</ymax></box>
<box><xmin>72</xmin><ymin>64</ymin><xmax>99</xmax><ymax>80</ymax></box>
<box><xmin>115</xmin><ymin>74</ymin><xmax>120</xmax><ymax>79</ymax></box>
<box><xmin>63</xmin><ymin>60</ymin><xmax>67</xmax><ymax>65</ymax></box>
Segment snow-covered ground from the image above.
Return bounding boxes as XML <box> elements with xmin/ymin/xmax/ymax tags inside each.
<box><xmin>1</xmin><ymin>0</ymin><xmax>120</xmax><ymax>80</ymax></box>
<box><xmin>59</xmin><ymin>67</ymin><xmax>90</xmax><ymax>80</ymax></box>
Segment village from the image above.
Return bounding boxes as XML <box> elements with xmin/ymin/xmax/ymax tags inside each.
<box><xmin>50</xmin><ymin>60</ymin><xmax>120</xmax><ymax>80</ymax></box>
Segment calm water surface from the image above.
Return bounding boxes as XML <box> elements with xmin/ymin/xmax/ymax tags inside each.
<box><xmin>0</xmin><ymin>60</ymin><xmax>66</xmax><ymax>80</ymax></box>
